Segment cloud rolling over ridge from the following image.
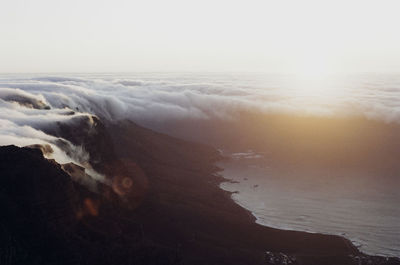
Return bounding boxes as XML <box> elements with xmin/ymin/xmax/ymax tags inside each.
<box><xmin>1</xmin><ymin>72</ymin><xmax>400</xmax><ymax>180</ymax></box>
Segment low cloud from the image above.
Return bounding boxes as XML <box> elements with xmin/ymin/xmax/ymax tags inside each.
<box><xmin>0</xmin><ymin>73</ymin><xmax>400</xmax><ymax>183</ymax></box>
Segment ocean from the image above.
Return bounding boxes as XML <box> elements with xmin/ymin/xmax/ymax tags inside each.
<box><xmin>219</xmin><ymin>150</ymin><xmax>400</xmax><ymax>257</ymax></box>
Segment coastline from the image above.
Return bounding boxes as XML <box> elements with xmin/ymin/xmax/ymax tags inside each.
<box><xmin>217</xmin><ymin>156</ymin><xmax>400</xmax><ymax>259</ymax></box>
<box><xmin>107</xmin><ymin>121</ymin><xmax>400</xmax><ymax>264</ymax></box>
<box><xmin>1</xmin><ymin>119</ymin><xmax>399</xmax><ymax>264</ymax></box>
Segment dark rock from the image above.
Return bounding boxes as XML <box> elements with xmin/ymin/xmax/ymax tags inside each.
<box><xmin>0</xmin><ymin>119</ymin><xmax>398</xmax><ymax>265</ymax></box>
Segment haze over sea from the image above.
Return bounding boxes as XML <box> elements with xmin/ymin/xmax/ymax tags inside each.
<box><xmin>1</xmin><ymin>72</ymin><xmax>399</xmax><ymax>257</ymax></box>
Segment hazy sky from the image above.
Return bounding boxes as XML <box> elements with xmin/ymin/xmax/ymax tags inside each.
<box><xmin>1</xmin><ymin>0</ymin><xmax>399</xmax><ymax>73</ymax></box>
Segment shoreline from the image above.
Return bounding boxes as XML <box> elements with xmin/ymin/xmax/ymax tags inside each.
<box><xmin>109</xmin><ymin>121</ymin><xmax>368</xmax><ymax>264</ymax></box>
<box><xmin>2</xmin><ymin>118</ymin><xmax>400</xmax><ymax>264</ymax></box>
<box><xmin>217</xmin><ymin>158</ymin><xmax>400</xmax><ymax>259</ymax></box>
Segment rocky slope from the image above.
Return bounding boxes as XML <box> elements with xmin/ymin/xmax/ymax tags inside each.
<box><xmin>0</xmin><ymin>119</ymin><xmax>399</xmax><ymax>265</ymax></box>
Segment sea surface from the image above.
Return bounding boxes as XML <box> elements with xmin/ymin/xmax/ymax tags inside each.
<box><xmin>219</xmin><ymin>150</ymin><xmax>400</xmax><ymax>257</ymax></box>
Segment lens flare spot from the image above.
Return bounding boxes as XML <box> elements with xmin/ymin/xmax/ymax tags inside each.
<box><xmin>83</xmin><ymin>198</ymin><xmax>99</xmax><ymax>216</ymax></box>
<box><xmin>112</xmin><ymin>175</ymin><xmax>134</xmax><ymax>196</ymax></box>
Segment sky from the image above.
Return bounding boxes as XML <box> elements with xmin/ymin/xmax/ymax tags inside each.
<box><xmin>0</xmin><ymin>0</ymin><xmax>400</xmax><ymax>73</ymax></box>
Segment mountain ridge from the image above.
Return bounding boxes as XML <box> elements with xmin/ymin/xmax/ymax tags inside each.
<box><xmin>0</xmin><ymin>119</ymin><xmax>399</xmax><ymax>265</ymax></box>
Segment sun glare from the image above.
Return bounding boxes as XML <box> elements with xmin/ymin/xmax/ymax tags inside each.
<box><xmin>295</xmin><ymin>58</ymin><xmax>332</xmax><ymax>80</ymax></box>
<box><xmin>288</xmin><ymin>53</ymin><xmax>343</xmax><ymax>101</ymax></box>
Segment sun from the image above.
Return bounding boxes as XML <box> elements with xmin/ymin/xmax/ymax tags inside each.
<box><xmin>292</xmin><ymin>48</ymin><xmax>336</xmax><ymax>78</ymax></box>
<box><xmin>295</xmin><ymin>59</ymin><xmax>332</xmax><ymax>80</ymax></box>
<box><xmin>288</xmin><ymin>51</ymin><xmax>341</xmax><ymax>99</ymax></box>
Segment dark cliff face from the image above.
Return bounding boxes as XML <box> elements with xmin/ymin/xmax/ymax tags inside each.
<box><xmin>0</xmin><ymin>120</ymin><xmax>399</xmax><ymax>265</ymax></box>
<box><xmin>0</xmin><ymin>145</ymin><xmax>179</xmax><ymax>265</ymax></box>
<box><xmin>0</xmin><ymin>146</ymin><xmax>80</xmax><ymax>264</ymax></box>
